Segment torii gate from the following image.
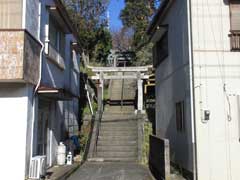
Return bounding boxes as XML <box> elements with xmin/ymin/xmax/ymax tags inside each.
<box><xmin>89</xmin><ymin>66</ymin><xmax>152</xmax><ymax>113</ymax></box>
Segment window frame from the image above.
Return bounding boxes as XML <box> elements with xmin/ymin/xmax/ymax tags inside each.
<box><xmin>49</xmin><ymin>16</ymin><xmax>66</xmax><ymax>58</ymax></box>
<box><xmin>153</xmin><ymin>31</ymin><xmax>169</xmax><ymax>67</ymax></box>
<box><xmin>175</xmin><ymin>101</ymin><xmax>185</xmax><ymax>133</ymax></box>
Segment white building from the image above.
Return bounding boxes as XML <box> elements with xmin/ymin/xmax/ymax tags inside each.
<box><xmin>0</xmin><ymin>0</ymin><xmax>81</xmax><ymax>179</ymax></box>
<box><xmin>148</xmin><ymin>0</ymin><xmax>240</xmax><ymax>179</ymax></box>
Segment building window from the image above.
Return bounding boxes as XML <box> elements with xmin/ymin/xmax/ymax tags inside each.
<box><xmin>49</xmin><ymin>17</ymin><xmax>65</xmax><ymax>57</ymax></box>
<box><xmin>153</xmin><ymin>32</ymin><xmax>168</xmax><ymax>67</ymax></box>
<box><xmin>176</xmin><ymin>101</ymin><xmax>185</xmax><ymax>132</ymax></box>
<box><xmin>229</xmin><ymin>0</ymin><xmax>240</xmax><ymax>51</ymax></box>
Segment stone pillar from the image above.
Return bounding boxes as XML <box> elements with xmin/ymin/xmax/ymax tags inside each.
<box><xmin>97</xmin><ymin>72</ymin><xmax>104</xmax><ymax>112</ymax></box>
<box><xmin>137</xmin><ymin>78</ymin><xmax>143</xmax><ymax>111</ymax></box>
<box><xmin>113</xmin><ymin>56</ymin><xmax>117</xmax><ymax>67</ymax></box>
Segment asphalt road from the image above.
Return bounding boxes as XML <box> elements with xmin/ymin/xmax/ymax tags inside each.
<box><xmin>67</xmin><ymin>162</ymin><xmax>154</xmax><ymax>180</ymax></box>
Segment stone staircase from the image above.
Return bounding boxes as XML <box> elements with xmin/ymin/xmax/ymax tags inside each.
<box><xmin>96</xmin><ymin>113</ymin><xmax>139</xmax><ymax>162</ymax></box>
<box><xmin>94</xmin><ymin>78</ymin><xmax>139</xmax><ymax>162</ymax></box>
<box><xmin>109</xmin><ymin>73</ymin><xmax>136</xmax><ymax>102</ymax></box>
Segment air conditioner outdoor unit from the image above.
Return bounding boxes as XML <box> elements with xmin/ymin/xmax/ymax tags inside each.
<box><xmin>29</xmin><ymin>156</ymin><xmax>46</xmax><ymax>179</ymax></box>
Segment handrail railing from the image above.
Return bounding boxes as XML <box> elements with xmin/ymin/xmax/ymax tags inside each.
<box><xmin>230</xmin><ymin>31</ymin><xmax>240</xmax><ymax>51</ymax></box>
<box><xmin>86</xmin><ymin>101</ymin><xmax>103</xmax><ymax>159</ymax></box>
<box><xmin>94</xmin><ymin>108</ymin><xmax>103</xmax><ymax>154</ymax></box>
<box><xmin>82</xmin><ymin>114</ymin><xmax>95</xmax><ymax>162</ymax></box>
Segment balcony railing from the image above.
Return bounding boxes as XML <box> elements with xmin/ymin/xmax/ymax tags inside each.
<box><xmin>46</xmin><ymin>43</ymin><xmax>65</xmax><ymax>70</ymax></box>
<box><xmin>0</xmin><ymin>30</ymin><xmax>41</xmax><ymax>84</ymax></box>
<box><xmin>230</xmin><ymin>31</ymin><xmax>240</xmax><ymax>51</ymax></box>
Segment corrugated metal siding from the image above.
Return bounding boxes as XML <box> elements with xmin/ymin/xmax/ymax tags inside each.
<box><xmin>0</xmin><ymin>0</ymin><xmax>23</xmax><ymax>29</ymax></box>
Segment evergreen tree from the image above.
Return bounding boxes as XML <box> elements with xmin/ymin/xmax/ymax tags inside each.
<box><xmin>63</xmin><ymin>0</ymin><xmax>112</xmax><ymax>64</ymax></box>
<box><xmin>120</xmin><ymin>0</ymin><xmax>160</xmax><ymax>65</ymax></box>
<box><xmin>120</xmin><ymin>0</ymin><xmax>159</xmax><ymax>48</ymax></box>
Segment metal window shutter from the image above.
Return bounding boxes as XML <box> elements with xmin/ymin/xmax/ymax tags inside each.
<box><xmin>231</xmin><ymin>1</ymin><xmax>240</xmax><ymax>31</ymax></box>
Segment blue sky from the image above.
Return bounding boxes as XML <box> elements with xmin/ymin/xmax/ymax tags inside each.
<box><xmin>108</xmin><ymin>0</ymin><xmax>125</xmax><ymax>30</ymax></box>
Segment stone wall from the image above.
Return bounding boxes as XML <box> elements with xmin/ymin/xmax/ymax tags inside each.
<box><xmin>0</xmin><ymin>31</ymin><xmax>41</xmax><ymax>84</ymax></box>
<box><xmin>0</xmin><ymin>31</ymin><xmax>24</xmax><ymax>80</ymax></box>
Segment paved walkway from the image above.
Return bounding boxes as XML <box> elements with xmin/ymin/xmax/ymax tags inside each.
<box><xmin>67</xmin><ymin>162</ymin><xmax>154</xmax><ymax>180</ymax></box>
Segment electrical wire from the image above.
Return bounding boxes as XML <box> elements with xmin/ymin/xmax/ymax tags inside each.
<box><xmin>200</xmin><ymin>0</ymin><xmax>213</xmax><ymax>179</ymax></box>
<box><xmin>206</xmin><ymin>0</ymin><xmax>233</xmax><ymax>179</ymax></box>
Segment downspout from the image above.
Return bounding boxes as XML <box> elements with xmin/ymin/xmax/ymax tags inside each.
<box><xmin>29</xmin><ymin>1</ymin><xmax>44</xmax><ymax>164</ymax></box>
<box><xmin>187</xmin><ymin>0</ymin><xmax>198</xmax><ymax>179</ymax></box>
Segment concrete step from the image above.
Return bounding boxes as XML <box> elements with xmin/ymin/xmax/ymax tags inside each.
<box><xmin>109</xmin><ymin>90</ymin><xmax>134</xmax><ymax>93</ymax></box>
<box><xmin>101</xmin><ymin>121</ymin><xmax>137</xmax><ymax>125</ymax></box>
<box><xmin>94</xmin><ymin>157</ymin><xmax>138</xmax><ymax>162</ymax></box>
<box><xmin>99</xmin><ymin>129</ymin><xmax>137</xmax><ymax>133</ymax></box>
<box><xmin>102</xmin><ymin>117</ymin><xmax>137</xmax><ymax>121</ymax></box>
<box><xmin>101</xmin><ymin>119</ymin><xmax>137</xmax><ymax>123</ymax></box>
<box><xmin>102</xmin><ymin>115</ymin><xmax>137</xmax><ymax>119</ymax></box>
<box><xmin>100</xmin><ymin>126</ymin><xmax>137</xmax><ymax>131</ymax></box>
<box><xmin>100</xmin><ymin>128</ymin><xmax>137</xmax><ymax>132</ymax></box>
<box><xmin>100</xmin><ymin>125</ymin><xmax>137</xmax><ymax>130</ymax></box>
<box><xmin>100</xmin><ymin>121</ymin><xmax>137</xmax><ymax>126</ymax></box>
<box><xmin>100</xmin><ymin>124</ymin><xmax>137</xmax><ymax>128</ymax></box>
<box><xmin>97</xmin><ymin>145</ymin><xmax>137</xmax><ymax>152</ymax></box>
<box><xmin>101</xmin><ymin>120</ymin><xmax>138</xmax><ymax>124</ymax></box>
<box><xmin>104</xmin><ymin>105</ymin><xmax>135</xmax><ymax>108</ymax></box>
<box><xmin>109</xmin><ymin>98</ymin><xmax>135</xmax><ymax>101</ymax></box>
<box><xmin>102</xmin><ymin>114</ymin><xmax>137</xmax><ymax>120</ymax></box>
<box><xmin>110</xmin><ymin>90</ymin><xmax>135</xmax><ymax>92</ymax></box>
<box><xmin>98</xmin><ymin>135</ymin><xmax>137</xmax><ymax>141</ymax></box>
<box><xmin>102</xmin><ymin>115</ymin><xmax>136</xmax><ymax>118</ymax></box>
<box><xmin>99</xmin><ymin>131</ymin><xmax>137</xmax><ymax>136</ymax></box>
<box><xmin>101</xmin><ymin>117</ymin><xmax>137</xmax><ymax>121</ymax></box>
<box><xmin>103</xmin><ymin>110</ymin><xmax>135</xmax><ymax>114</ymax></box>
<box><xmin>104</xmin><ymin>107</ymin><xmax>135</xmax><ymax>110</ymax></box>
<box><xmin>98</xmin><ymin>140</ymin><xmax>137</xmax><ymax>146</ymax></box>
<box><xmin>96</xmin><ymin>151</ymin><xmax>137</xmax><ymax>158</ymax></box>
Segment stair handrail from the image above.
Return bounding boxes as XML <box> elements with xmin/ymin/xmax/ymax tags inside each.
<box><xmin>82</xmin><ymin>113</ymin><xmax>95</xmax><ymax>162</ymax></box>
<box><xmin>94</xmin><ymin>107</ymin><xmax>103</xmax><ymax>154</ymax></box>
<box><xmin>86</xmin><ymin>100</ymin><xmax>103</xmax><ymax>160</ymax></box>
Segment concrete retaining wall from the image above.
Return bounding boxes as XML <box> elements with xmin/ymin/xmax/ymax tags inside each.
<box><xmin>149</xmin><ymin>135</ymin><xmax>170</xmax><ymax>180</ymax></box>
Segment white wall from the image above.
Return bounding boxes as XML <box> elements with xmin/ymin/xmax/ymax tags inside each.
<box><xmin>154</xmin><ymin>0</ymin><xmax>194</xmax><ymax>171</ymax></box>
<box><xmin>191</xmin><ymin>0</ymin><xmax>240</xmax><ymax>179</ymax></box>
<box><xmin>30</xmin><ymin>0</ymin><xmax>80</xmax><ymax>169</ymax></box>
<box><xmin>0</xmin><ymin>84</ymin><xmax>34</xmax><ymax>179</ymax></box>
<box><xmin>35</xmin><ymin>98</ymin><xmax>80</xmax><ymax>167</ymax></box>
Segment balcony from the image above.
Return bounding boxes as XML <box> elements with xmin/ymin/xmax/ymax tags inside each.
<box><xmin>46</xmin><ymin>43</ymin><xmax>65</xmax><ymax>70</ymax></box>
<box><xmin>0</xmin><ymin>30</ymin><xmax>41</xmax><ymax>84</ymax></box>
<box><xmin>230</xmin><ymin>31</ymin><xmax>240</xmax><ymax>51</ymax></box>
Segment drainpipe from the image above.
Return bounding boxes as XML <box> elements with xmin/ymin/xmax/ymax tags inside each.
<box><xmin>187</xmin><ymin>0</ymin><xmax>198</xmax><ymax>179</ymax></box>
<box><xmin>29</xmin><ymin>0</ymin><xmax>44</xmax><ymax>165</ymax></box>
